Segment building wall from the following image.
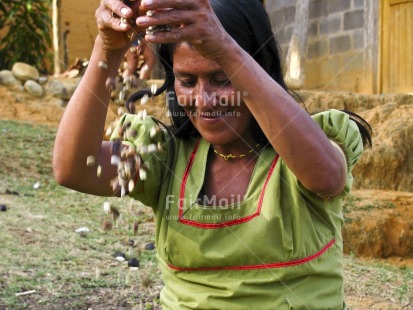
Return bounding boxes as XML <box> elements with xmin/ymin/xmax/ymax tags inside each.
<box><xmin>33</xmin><ymin>1</ymin><xmax>380</xmax><ymax>93</ymax></box>
<box><xmin>266</xmin><ymin>0</ymin><xmax>379</xmax><ymax>93</ymax></box>
<box><xmin>58</xmin><ymin>0</ymin><xmax>379</xmax><ymax>93</ymax></box>
<box><xmin>60</xmin><ymin>0</ymin><xmax>99</xmax><ymax>67</ymax></box>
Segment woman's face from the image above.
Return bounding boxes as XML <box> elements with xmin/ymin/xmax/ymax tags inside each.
<box><xmin>172</xmin><ymin>43</ymin><xmax>254</xmax><ymax>147</ymax></box>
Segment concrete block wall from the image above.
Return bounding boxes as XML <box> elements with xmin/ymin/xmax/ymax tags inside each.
<box><xmin>266</xmin><ymin>0</ymin><xmax>378</xmax><ymax>93</ymax></box>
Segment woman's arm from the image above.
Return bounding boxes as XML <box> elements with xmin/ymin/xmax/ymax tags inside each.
<box><xmin>53</xmin><ymin>38</ymin><xmax>122</xmax><ymax>196</ymax></box>
<box><xmin>53</xmin><ymin>1</ymin><xmax>141</xmax><ymax>196</ymax></box>
<box><xmin>215</xmin><ymin>45</ymin><xmax>347</xmax><ymax>198</ymax></box>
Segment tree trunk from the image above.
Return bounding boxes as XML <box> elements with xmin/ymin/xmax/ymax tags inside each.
<box><xmin>285</xmin><ymin>0</ymin><xmax>309</xmax><ymax>89</ymax></box>
<box><xmin>52</xmin><ymin>0</ymin><xmax>62</xmax><ymax>76</ymax></box>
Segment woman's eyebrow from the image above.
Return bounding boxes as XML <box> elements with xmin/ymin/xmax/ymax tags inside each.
<box><xmin>173</xmin><ymin>69</ymin><xmax>227</xmax><ymax>77</ymax></box>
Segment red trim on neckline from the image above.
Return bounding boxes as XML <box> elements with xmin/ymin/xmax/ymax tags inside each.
<box><xmin>167</xmin><ymin>239</ymin><xmax>336</xmax><ymax>271</ymax></box>
<box><xmin>178</xmin><ymin>140</ymin><xmax>279</xmax><ymax>228</ymax></box>
<box><xmin>178</xmin><ymin>139</ymin><xmax>200</xmax><ymax>218</ymax></box>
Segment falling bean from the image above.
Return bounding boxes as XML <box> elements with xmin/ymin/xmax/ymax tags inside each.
<box><xmin>147</xmin><ymin>143</ymin><xmax>157</xmax><ymax>153</ymax></box>
<box><xmin>146</xmin><ymin>26</ymin><xmax>156</xmax><ymax>35</ymax></box>
<box><xmin>141</xmin><ymin>94</ymin><xmax>149</xmax><ymax>105</ymax></box>
<box><xmin>117</xmin><ymin>161</ymin><xmax>124</xmax><ymax>173</ymax></box>
<box><xmin>120</xmin><ymin>148</ymin><xmax>127</xmax><ymax>159</ymax></box>
<box><xmin>87</xmin><ymin>155</ymin><xmax>96</xmax><ymax>167</ymax></box>
<box><xmin>105</xmin><ymin>126</ymin><xmax>113</xmax><ymax>137</ymax></box>
<box><xmin>118</xmin><ymin>174</ymin><xmax>127</xmax><ymax>187</ymax></box>
<box><xmin>103</xmin><ymin>201</ymin><xmax>111</xmax><ymax>214</ymax></box>
<box><xmin>140</xmin><ymin>145</ymin><xmax>148</xmax><ymax>154</ymax></box>
<box><xmin>118</xmin><ymin>107</ymin><xmax>125</xmax><ymax>116</ymax></box>
<box><xmin>111</xmin><ymin>155</ymin><xmax>121</xmax><ymax>166</ymax></box>
<box><xmin>105</xmin><ymin>77</ymin><xmax>116</xmax><ymax>93</ymax></box>
<box><xmin>98</xmin><ymin>61</ymin><xmax>108</xmax><ymax>69</ymax></box>
<box><xmin>97</xmin><ymin>165</ymin><xmax>102</xmax><ymax>177</ymax></box>
<box><xmin>150</xmin><ymin>125</ymin><xmax>163</xmax><ymax>141</ymax></box>
<box><xmin>111</xmin><ymin>178</ymin><xmax>119</xmax><ymax>192</ymax></box>
<box><xmin>134</xmin><ymin>154</ymin><xmax>142</xmax><ymax>169</ymax></box>
<box><xmin>151</xmin><ymin>83</ymin><xmax>157</xmax><ymax>95</ymax></box>
<box><xmin>119</xmin><ymin>90</ymin><xmax>126</xmax><ymax>102</ymax></box>
<box><xmin>149</xmin><ymin>126</ymin><xmax>157</xmax><ymax>138</ymax></box>
<box><xmin>157</xmin><ymin>142</ymin><xmax>164</xmax><ymax>152</ymax></box>
<box><xmin>139</xmin><ymin>168</ymin><xmax>147</xmax><ymax>181</ymax></box>
<box><xmin>128</xmin><ymin>179</ymin><xmax>135</xmax><ymax>192</ymax></box>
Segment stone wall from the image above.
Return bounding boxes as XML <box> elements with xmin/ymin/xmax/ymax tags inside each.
<box><xmin>266</xmin><ymin>0</ymin><xmax>379</xmax><ymax>94</ymax></box>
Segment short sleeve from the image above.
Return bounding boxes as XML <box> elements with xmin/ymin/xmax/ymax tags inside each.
<box><xmin>110</xmin><ymin>114</ymin><xmax>170</xmax><ymax>209</ymax></box>
<box><xmin>310</xmin><ymin>109</ymin><xmax>364</xmax><ymax>197</ymax></box>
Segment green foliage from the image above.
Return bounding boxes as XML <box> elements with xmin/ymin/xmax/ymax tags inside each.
<box><xmin>0</xmin><ymin>0</ymin><xmax>52</xmax><ymax>73</ymax></box>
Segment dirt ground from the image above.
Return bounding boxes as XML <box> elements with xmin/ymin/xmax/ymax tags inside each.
<box><xmin>1</xmin><ymin>84</ymin><xmax>412</xmax><ymax>308</ymax></box>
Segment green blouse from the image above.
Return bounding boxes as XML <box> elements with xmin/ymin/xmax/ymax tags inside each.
<box><xmin>112</xmin><ymin>109</ymin><xmax>364</xmax><ymax>309</ymax></box>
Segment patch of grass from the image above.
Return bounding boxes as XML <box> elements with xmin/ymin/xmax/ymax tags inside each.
<box><xmin>0</xmin><ymin>121</ymin><xmax>55</xmax><ymax>182</ymax></box>
<box><xmin>344</xmin><ymin>255</ymin><xmax>413</xmax><ymax>307</ymax></box>
<box><xmin>0</xmin><ymin>120</ymin><xmax>161</xmax><ymax>309</ymax></box>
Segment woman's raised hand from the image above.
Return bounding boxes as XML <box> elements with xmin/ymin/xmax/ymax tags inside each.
<box><xmin>136</xmin><ymin>0</ymin><xmax>231</xmax><ymax>60</ymax></box>
<box><xmin>95</xmin><ymin>0</ymin><xmax>144</xmax><ymax>52</ymax></box>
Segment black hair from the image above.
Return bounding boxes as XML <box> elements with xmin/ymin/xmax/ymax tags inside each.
<box><xmin>125</xmin><ymin>0</ymin><xmax>372</xmax><ymax>148</ymax></box>
<box><xmin>341</xmin><ymin>110</ymin><xmax>373</xmax><ymax>148</ymax></box>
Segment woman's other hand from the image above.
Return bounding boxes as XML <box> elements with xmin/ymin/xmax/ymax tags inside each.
<box><xmin>96</xmin><ymin>0</ymin><xmax>144</xmax><ymax>52</ymax></box>
<box><xmin>136</xmin><ymin>0</ymin><xmax>231</xmax><ymax>60</ymax></box>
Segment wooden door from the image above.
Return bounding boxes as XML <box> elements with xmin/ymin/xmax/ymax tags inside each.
<box><xmin>381</xmin><ymin>0</ymin><xmax>413</xmax><ymax>93</ymax></box>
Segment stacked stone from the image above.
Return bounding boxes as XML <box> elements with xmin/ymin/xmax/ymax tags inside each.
<box><xmin>0</xmin><ymin>62</ymin><xmax>44</xmax><ymax>97</ymax></box>
<box><xmin>0</xmin><ymin>62</ymin><xmax>79</xmax><ymax>106</ymax></box>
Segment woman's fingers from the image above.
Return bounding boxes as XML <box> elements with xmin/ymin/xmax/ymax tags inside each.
<box><xmin>97</xmin><ymin>1</ymin><xmax>131</xmax><ymax>32</ymax></box>
<box><xmin>136</xmin><ymin>9</ymin><xmax>192</xmax><ymax>28</ymax></box>
<box><xmin>97</xmin><ymin>6</ymin><xmax>129</xmax><ymax>32</ymax></box>
<box><xmin>143</xmin><ymin>24</ymin><xmax>197</xmax><ymax>44</ymax></box>
<box><xmin>96</xmin><ymin>0</ymin><xmax>148</xmax><ymax>51</ymax></box>
<box><xmin>102</xmin><ymin>0</ymin><xmax>133</xmax><ymax>19</ymax></box>
<box><xmin>99</xmin><ymin>0</ymin><xmax>145</xmax><ymax>30</ymax></box>
<box><xmin>139</xmin><ymin>0</ymin><xmax>197</xmax><ymax>11</ymax></box>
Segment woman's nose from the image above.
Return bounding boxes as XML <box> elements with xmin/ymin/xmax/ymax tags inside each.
<box><xmin>194</xmin><ymin>82</ymin><xmax>217</xmax><ymax>108</ymax></box>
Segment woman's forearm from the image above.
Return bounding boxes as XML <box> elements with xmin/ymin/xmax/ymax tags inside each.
<box><xmin>53</xmin><ymin>36</ymin><xmax>127</xmax><ymax>195</ymax></box>
<box><xmin>216</xmin><ymin>39</ymin><xmax>346</xmax><ymax>196</ymax></box>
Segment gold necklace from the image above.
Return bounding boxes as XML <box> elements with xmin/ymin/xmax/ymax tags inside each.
<box><xmin>213</xmin><ymin>144</ymin><xmax>260</xmax><ymax>161</ymax></box>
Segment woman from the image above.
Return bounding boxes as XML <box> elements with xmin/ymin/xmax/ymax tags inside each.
<box><xmin>53</xmin><ymin>0</ymin><xmax>372</xmax><ymax>308</ymax></box>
